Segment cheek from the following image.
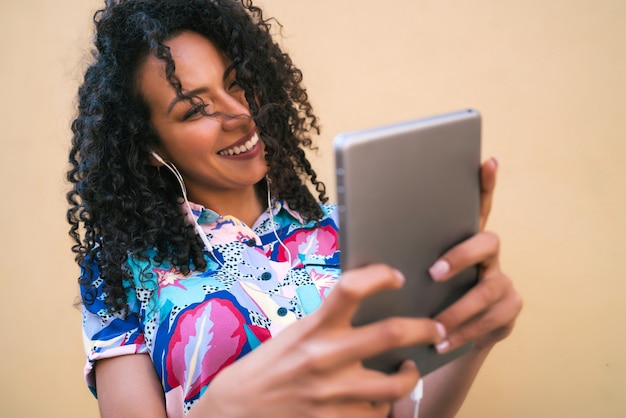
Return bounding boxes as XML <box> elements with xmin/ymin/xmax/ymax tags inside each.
<box><xmin>158</xmin><ymin>121</ymin><xmax>222</xmax><ymax>152</ymax></box>
<box><xmin>236</xmin><ymin>89</ymin><xmax>256</xmax><ymax>110</ymax></box>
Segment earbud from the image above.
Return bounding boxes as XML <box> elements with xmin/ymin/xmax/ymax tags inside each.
<box><xmin>151</xmin><ymin>151</ymin><xmax>166</xmax><ymax>165</ymax></box>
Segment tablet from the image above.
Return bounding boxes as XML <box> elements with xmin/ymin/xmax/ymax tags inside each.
<box><xmin>334</xmin><ymin>109</ymin><xmax>481</xmax><ymax>376</ymax></box>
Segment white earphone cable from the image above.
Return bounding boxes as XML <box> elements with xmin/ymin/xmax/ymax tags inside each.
<box><xmin>152</xmin><ymin>152</ymin><xmax>302</xmax><ymax>314</ymax></box>
<box><xmin>152</xmin><ymin>152</ymin><xmax>292</xmax><ymax>270</ymax></box>
<box><xmin>152</xmin><ymin>151</ymin><xmax>224</xmax><ymax>267</ymax></box>
<box><xmin>266</xmin><ymin>180</ymin><xmax>293</xmax><ymax>268</ymax></box>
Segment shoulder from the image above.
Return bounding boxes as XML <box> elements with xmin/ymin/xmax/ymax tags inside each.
<box><xmin>319</xmin><ymin>202</ymin><xmax>338</xmax><ymax>222</ymax></box>
<box><xmin>277</xmin><ymin>200</ymin><xmax>338</xmax><ymax>230</ymax></box>
<box><xmin>318</xmin><ymin>202</ymin><xmax>339</xmax><ymax>233</ymax></box>
<box><xmin>80</xmin><ymin>249</ymin><xmax>163</xmax><ymax>314</ymax></box>
<box><xmin>297</xmin><ymin>201</ymin><xmax>339</xmax><ymax>231</ymax></box>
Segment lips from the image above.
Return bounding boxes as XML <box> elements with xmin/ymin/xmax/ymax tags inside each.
<box><xmin>218</xmin><ymin>132</ymin><xmax>260</xmax><ymax>156</ymax></box>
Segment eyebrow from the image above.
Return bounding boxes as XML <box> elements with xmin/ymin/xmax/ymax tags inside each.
<box><xmin>166</xmin><ymin>66</ymin><xmax>236</xmax><ymax>114</ymax></box>
<box><xmin>167</xmin><ymin>87</ymin><xmax>209</xmax><ymax>114</ymax></box>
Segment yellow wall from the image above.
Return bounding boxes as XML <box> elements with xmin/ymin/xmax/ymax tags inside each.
<box><xmin>1</xmin><ymin>0</ymin><xmax>624</xmax><ymax>416</ymax></box>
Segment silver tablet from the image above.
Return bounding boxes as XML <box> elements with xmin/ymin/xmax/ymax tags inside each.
<box><xmin>334</xmin><ymin>109</ymin><xmax>481</xmax><ymax>376</ymax></box>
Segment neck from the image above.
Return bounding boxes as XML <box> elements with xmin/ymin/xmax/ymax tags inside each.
<box><xmin>188</xmin><ymin>185</ymin><xmax>266</xmax><ymax>227</ymax></box>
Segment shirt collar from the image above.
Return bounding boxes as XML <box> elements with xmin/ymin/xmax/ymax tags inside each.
<box><xmin>182</xmin><ymin>198</ymin><xmax>305</xmax><ymax>227</ymax></box>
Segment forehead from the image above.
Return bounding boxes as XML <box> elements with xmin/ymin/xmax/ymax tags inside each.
<box><xmin>137</xmin><ymin>31</ymin><xmax>230</xmax><ymax>108</ymax></box>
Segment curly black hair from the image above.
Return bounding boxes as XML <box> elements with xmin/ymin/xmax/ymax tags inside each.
<box><xmin>67</xmin><ymin>0</ymin><xmax>328</xmax><ymax>313</ymax></box>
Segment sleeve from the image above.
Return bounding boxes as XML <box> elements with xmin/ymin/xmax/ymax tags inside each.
<box><xmin>80</xmin><ymin>260</ymin><xmax>148</xmax><ymax>396</ymax></box>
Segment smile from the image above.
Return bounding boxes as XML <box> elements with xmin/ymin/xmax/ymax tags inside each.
<box><xmin>218</xmin><ymin>132</ymin><xmax>260</xmax><ymax>156</ymax></box>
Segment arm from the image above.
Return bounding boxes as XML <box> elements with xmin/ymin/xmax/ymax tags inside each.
<box><xmin>420</xmin><ymin>344</ymin><xmax>492</xmax><ymax>417</ymax></box>
<box><xmin>188</xmin><ymin>265</ymin><xmax>445</xmax><ymax>418</ymax></box>
<box><xmin>95</xmin><ymin>354</ymin><xmax>167</xmax><ymax>418</ymax></box>
<box><xmin>94</xmin><ymin>162</ymin><xmax>517</xmax><ymax>418</ymax></box>
<box><xmin>417</xmin><ymin>230</ymin><xmax>521</xmax><ymax>418</ymax></box>
<box><xmin>80</xmin><ymin>261</ymin><xmax>166</xmax><ymax>417</ymax></box>
<box><xmin>95</xmin><ymin>265</ymin><xmax>444</xmax><ymax>418</ymax></box>
<box><xmin>402</xmin><ymin>158</ymin><xmax>522</xmax><ymax>418</ymax></box>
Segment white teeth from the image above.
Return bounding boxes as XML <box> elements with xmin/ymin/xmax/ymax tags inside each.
<box><xmin>219</xmin><ymin>133</ymin><xmax>259</xmax><ymax>156</ymax></box>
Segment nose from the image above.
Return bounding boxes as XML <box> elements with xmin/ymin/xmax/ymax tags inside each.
<box><xmin>216</xmin><ymin>90</ymin><xmax>252</xmax><ymax>132</ymax></box>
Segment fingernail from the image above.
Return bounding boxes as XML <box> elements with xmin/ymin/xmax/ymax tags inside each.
<box><xmin>429</xmin><ymin>260</ymin><xmax>450</xmax><ymax>281</ymax></box>
<box><xmin>435</xmin><ymin>339</ymin><xmax>450</xmax><ymax>354</ymax></box>
<box><xmin>491</xmin><ymin>156</ymin><xmax>499</xmax><ymax>168</ymax></box>
<box><xmin>393</xmin><ymin>269</ymin><xmax>406</xmax><ymax>285</ymax></box>
<box><xmin>435</xmin><ymin>322</ymin><xmax>447</xmax><ymax>341</ymax></box>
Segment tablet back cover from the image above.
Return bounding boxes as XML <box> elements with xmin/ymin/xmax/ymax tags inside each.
<box><xmin>334</xmin><ymin>109</ymin><xmax>481</xmax><ymax>375</ymax></box>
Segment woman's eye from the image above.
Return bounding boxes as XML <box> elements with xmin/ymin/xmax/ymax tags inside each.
<box><xmin>182</xmin><ymin>105</ymin><xmax>206</xmax><ymax>121</ymax></box>
<box><xmin>229</xmin><ymin>79</ymin><xmax>241</xmax><ymax>90</ymax></box>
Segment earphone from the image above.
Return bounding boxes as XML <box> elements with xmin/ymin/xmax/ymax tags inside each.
<box><xmin>151</xmin><ymin>151</ymin><xmax>221</xmax><ymax>265</ymax></box>
<box><xmin>151</xmin><ymin>151</ymin><xmax>293</xmax><ymax>269</ymax></box>
<box><xmin>151</xmin><ymin>151</ymin><xmax>303</xmax><ymax>314</ymax></box>
<box><xmin>150</xmin><ymin>150</ymin><xmax>167</xmax><ymax>166</ymax></box>
<box><xmin>266</xmin><ymin>177</ymin><xmax>293</xmax><ymax>268</ymax></box>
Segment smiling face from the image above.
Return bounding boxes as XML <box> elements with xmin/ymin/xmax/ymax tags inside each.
<box><xmin>138</xmin><ymin>31</ymin><xmax>268</xmax><ymax>211</ymax></box>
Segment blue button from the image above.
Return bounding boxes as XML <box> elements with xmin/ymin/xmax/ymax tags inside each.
<box><xmin>261</xmin><ymin>272</ymin><xmax>272</xmax><ymax>281</ymax></box>
<box><xmin>277</xmin><ymin>307</ymin><xmax>288</xmax><ymax>317</ymax></box>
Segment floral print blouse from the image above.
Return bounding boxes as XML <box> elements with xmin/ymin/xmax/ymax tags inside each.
<box><xmin>81</xmin><ymin>200</ymin><xmax>340</xmax><ymax>416</ymax></box>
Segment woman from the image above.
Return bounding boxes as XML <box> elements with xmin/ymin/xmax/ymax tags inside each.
<box><xmin>67</xmin><ymin>0</ymin><xmax>522</xmax><ymax>417</ymax></box>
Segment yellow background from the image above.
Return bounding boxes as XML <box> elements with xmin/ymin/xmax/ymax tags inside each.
<box><xmin>1</xmin><ymin>0</ymin><xmax>624</xmax><ymax>416</ymax></box>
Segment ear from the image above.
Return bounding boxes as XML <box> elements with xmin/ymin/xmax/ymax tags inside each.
<box><xmin>149</xmin><ymin>150</ymin><xmax>166</xmax><ymax>167</ymax></box>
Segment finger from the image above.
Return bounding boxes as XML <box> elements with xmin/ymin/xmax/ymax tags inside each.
<box><xmin>310</xmin><ymin>318</ymin><xmax>445</xmax><ymax>370</ymax></box>
<box><xmin>319</xmin><ymin>264</ymin><xmax>405</xmax><ymax>325</ymax></box>
<box><xmin>436</xmin><ymin>281</ymin><xmax>522</xmax><ymax>353</ymax></box>
<box><xmin>320</xmin><ymin>360</ymin><xmax>420</xmax><ymax>403</ymax></box>
<box><xmin>434</xmin><ymin>269</ymin><xmax>510</xmax><ymax>333</ymax></box>
<box><xmin>479</xmin><ymin>157</ymin><xmax>498</xmax><ymax>231</ymax></box>
<box><xmin>428</xmin><ymin>231</ymin><xmax>500</xmax><ymax>282</ymax></box>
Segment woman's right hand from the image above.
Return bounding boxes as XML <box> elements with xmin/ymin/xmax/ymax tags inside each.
<box><xmin>196</xmin><ymin>264</ymin><xmax>446</xmax><ymax>418</ymax></box>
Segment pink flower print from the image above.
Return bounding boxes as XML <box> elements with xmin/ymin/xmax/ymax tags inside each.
<box><xmin>309</xmin><ymin>268</ymin><xmax>337</xmax><ymax>301</ymax></box>
<box><xmin>279</xmin><ymin>225</ymin><xmax>339</xmax><ymax>265</ymax></box>
<box><xmin>166</xmin><ymin>298</ymin><xmax>247</xmax><ymax>400</ymax></box>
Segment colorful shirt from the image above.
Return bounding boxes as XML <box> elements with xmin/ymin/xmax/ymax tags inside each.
<box><xmin>81</xmin><ymin>200</ymin><xmax>340</xmax><ymax>416</ymax></box>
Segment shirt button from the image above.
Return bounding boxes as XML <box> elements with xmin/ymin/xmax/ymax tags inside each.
<box><xmin>277</xmin><ymin>307</ymin><xmax>288</xmax><ymax>317</ymax></box>
<box><xmin>245</xmin><ymin>238</ymin><xmax>256</xmax><ymax>247</ymax></box>
<box><xmin>261</xmin><ymin>272</ymin><xmax>272</xmax><ymax>281</ymax></box>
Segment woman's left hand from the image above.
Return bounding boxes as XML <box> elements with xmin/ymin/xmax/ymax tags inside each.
<box><xmin>427</xmin><ymin>157</ymin><xmax>522</xmax><ymax>353</ymax></box>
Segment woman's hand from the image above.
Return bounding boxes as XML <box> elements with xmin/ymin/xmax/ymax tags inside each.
<box><xmin>428</xmin><ymin>157</ymin><xmax>522</xmax><ymax>353</ymax></box>
<box><xmin>197</xmin><ymin>264</ymin><xmax>447</xmax><ymax>418</ymax></box>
